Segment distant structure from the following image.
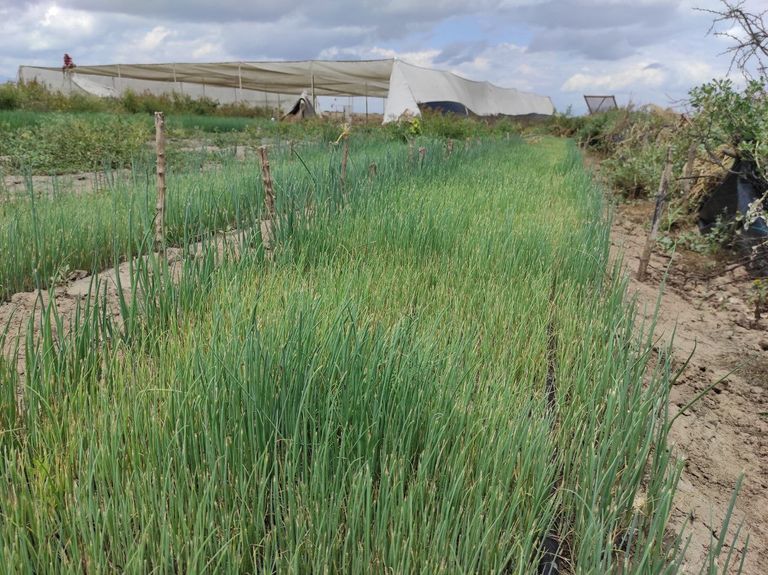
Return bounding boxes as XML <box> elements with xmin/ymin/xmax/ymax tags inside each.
<box><xmin>19</xmin><ymin>59</ymin><xmax>555</xmax><ymax>123</ymax></box>
<box><xmin>584</xmin><ymin>95</ymin><xmax>618</xmax><ymax>114</ymax></box>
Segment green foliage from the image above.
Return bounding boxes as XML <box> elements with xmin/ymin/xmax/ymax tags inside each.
<box><xmin>0</xmin><ymin>137</ymin><xmax>705</xmax><ymax>571</ymax></box>
<box><xmin>0</xmin><ymin>84</ymin><xmax>22</xmax><ymax>110</ymax></box>
<box><xmin>575</xmin><ymin>110</ymin><xmax>624</xmax><ymax>150</ymax></box>
<box><xmin>419</xmin><ymin>111</ymin><xmax>476</xmax><ymax>139</ymax></box>
<box><xmin>383</xmin><ymin>117</ymin><xmax>420</xmax><ymax>142</ymax></box>
<box><xmin>119</xmin><ymin>89</ymin><xmax>220</xmax><ymax>116</ymax></box>
<box><xmin>602</xmin><ymin>140</ymin><xmax>668</xmax><ymax>198</ymax></box>
<box><xmin>568</xmin><ymin>79</ymin><xmax>768</xmax><ymax>204</ymax></box>
<box><xmin>751</xmin><ymin>278</ymin><xmax>768</xmax><ymax>319</ymax></box>
<box><xmin>0</xmin><ymin>80</ymin><xmax>273</xmax><ymax>118</ymax></box>
<box><xmin>541</xmin><ymin>111</ymin><xmax>587</xmax><ymax>138</ymax></box>
<box><xmin>0</xmin><ymin>114</ymin><xmax>149</xmax><ymax>173</ymax></box>
<box><xmin>688</xmin><ymin>78</ymin><xmax>768</xmax><ymax>179</ymax></box>
<box><xmin>166</xmin><ymin>114</ymin><xmax>258</xmax><ymax>133</ymax></box>
<box><xmin>2</xmin><ymin>80</ymin><xmax>109</xmax><ymax>113</ymax></box>
<box><xmin>383</xmin><ymin>111</ymin><xmax>521</xmax><ymax>143</ymax></box>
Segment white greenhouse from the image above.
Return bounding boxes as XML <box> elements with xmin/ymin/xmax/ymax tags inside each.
<box><xmin>18</xmin><ymin>59</ymin><xmax>554</xmax><ymax>122</ymax></box>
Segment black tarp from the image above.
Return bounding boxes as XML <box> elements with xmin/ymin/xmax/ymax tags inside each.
<box><xmin>699</xmin><ymin>158</ymin><xmax>768</xmax><ymax>239</ymax></box>
<box><xmin>419</xmin><ymin>101</ymin><xmax>470</xmax><ymax>116</ymax></box>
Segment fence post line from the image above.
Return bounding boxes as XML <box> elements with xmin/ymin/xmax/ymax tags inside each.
<box><xmin>258</xmin><ymin>146</ymin><xmax>276</xmax><ymax>259</ymax></box>
<box><xmin>154</xmin><ymin>111</ymin><xmax>166</xmax><ymax>253</ymax></box>
<box><xmin>637</xmin><ymin>146</ymin><xmax>673</xmax><ymax>281</ymax></box>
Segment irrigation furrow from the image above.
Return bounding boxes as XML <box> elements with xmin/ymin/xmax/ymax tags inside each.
<box><xmin>538</xmin><ymin>277</ymin><xmax>563</xmax><ymax>575</ymax></box>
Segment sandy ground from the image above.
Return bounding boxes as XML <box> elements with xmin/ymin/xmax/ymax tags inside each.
<box><xmin>611</xmin><ymin>201</ymin><xmax>768</xmax><ymax>573</ymax></box>
<box><xmin>0</xmin><ymin>262</ymin><xmax>133</xmax><ymax>377</ymax></box>
<box><xmin>0</xmin><ymin>233</ymin><xmax>244</xmax><ymax>377</ymax></box>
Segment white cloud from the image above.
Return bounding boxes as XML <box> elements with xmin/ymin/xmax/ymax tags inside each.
<box><xmin>139</xmin><ymin>27</ymin><xmax>172</xmax><ymax>52</ymax></box>
<box><xmin>0</xmin><ymin>0</ymin><xmax>755</xmax><ymax>113</ymax></box>
<box><xmin>318</xmin><ymin>46</ymin><xmax>442</xmax><ymax>69</ymax></box>
<box><xmin>41</xmin><ymin>5</ymin><xmax>95</xmax><ymax>33</ymax></box>
<box><xmin>562</xmin><ymin>63</ymin><xmax>667</xmax><ymax>92</ymax></box>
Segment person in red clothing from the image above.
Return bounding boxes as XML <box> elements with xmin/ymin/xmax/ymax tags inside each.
<box><xmin>62</xmin><ymin>53</ymin><xmax>75</xmax><ymax>73</ymax></box>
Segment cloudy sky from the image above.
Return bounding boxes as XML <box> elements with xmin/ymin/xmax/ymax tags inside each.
<box><xmin>0</xmin><ymin>0</ymin><xmax>760</xmax><ymax>113</ymax></box>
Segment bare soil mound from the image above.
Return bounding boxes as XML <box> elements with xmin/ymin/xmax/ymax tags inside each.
<box><xmin>611</xmin><ymin>200</ymin><xmax>767</xmax><ymax>573</ymax></box>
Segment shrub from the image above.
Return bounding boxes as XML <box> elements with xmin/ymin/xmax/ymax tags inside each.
<box><xmin>0</xmin><ymin>83</ymin><xmax>22</xmax><ymax>110</ymax></box>
<box><xmin>688</xmin><ymin>78</ymin><xmax>768</xmax><ymax>183</ymax></box>
<box><xmin>3</xmin><ymin>114</ymin><xmax>150</xmax><ymax>173</ymax></box>
<box><xmin>602</xmin><ymin>140</ymin><xmax>668</xmax><ymax>198</ymax></box>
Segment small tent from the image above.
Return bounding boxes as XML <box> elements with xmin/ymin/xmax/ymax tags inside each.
<box><xmin>282</xmin><ymin>91</ymin><xmax>316</xmax><ymax>120</ymax></box>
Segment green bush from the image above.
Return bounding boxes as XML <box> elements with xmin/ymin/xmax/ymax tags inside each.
<box><xmin>0</xmin><ymin>84</ymin><xmax>22</xmax><ymax>110</ymax></box>
<box><xmin>0</xmin><ymin>80</ymin><xmax>272</xmax><ymax>119</ymax></box>
<box><xmin>119</xmin><ymin>89</ymin><xmax>221</xmax><ymax>116</ymax></box>
<box><xmin>3</xmin><ymin>114</ymin><xmax>150</xmax><ymax>173</ymax></box>
<box><xmin>543</xmin><ymin>112</ymin><xmax>587</xmax><ymax>138</ymax></box>
<box><xmin>688</xmin><ymin>78</ymin><xmax>768</xmax><ymax>183</ymax></box>
<box><xmin>602</xmin><ymin>141</ymin><xmax>668</xmax><ymax>198</ymax></box>
<box><xmin>420</xmin><ymin>110</ymin><xmax>482</xmax><ymax>140</ymax></box>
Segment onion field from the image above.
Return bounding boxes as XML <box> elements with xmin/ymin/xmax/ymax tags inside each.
<box><xmin>1</xmin><ymin>135</ymin><xmax>699</xmax><ymax>572</ymax></box>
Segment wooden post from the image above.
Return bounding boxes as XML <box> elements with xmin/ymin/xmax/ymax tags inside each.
<box><xmin>681</xmin><ymin>142</ymin><xmax>698</xmax><ymax>195</ymax></box>
<box><xmin>258</xmin><ymin>145</ymin><xmax>276</xmax><ymax>257</ymax></box>
<box><xmin>368</xmin><ymin>161</ymin><xmax>377</xmax><ymax>181</ymax></box>
<box><xmin>236</xmin><ymin>63</ymin><xmax>242</xmax><ymax>102</ymax></box>
<box><xmin>637</xmin><ymin>147</ymin><xmax>673</xmax><ymax>281</ymax></box>
<box><xmin>340</xmin><ymin>136</ymin><xmax>349</xmax><ymax>198</ymax></box>
<box><xmin>418</xmin><ymin>146</ymin><xmax>426</xmax><ymax>167</ymax></box>
<box><xmin>154</xmin><ymin>112</ymin><xmax>166</xmax><ymax>252</ymax></box>
<box><xmin>311</xmin><ymin>74</ymin><xmax>316</xmax><ymax>110</ymax></box>
<box><xmin>446</xmin><ymin>139</ymin><xmax>454</xmax><ymax>157</ymax></box>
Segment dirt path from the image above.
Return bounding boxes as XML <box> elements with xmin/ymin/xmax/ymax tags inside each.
<box><xmin>1</xmin><ymin>169</ymin><xmax>133</xmax><ymax>200</ymax></box>
<box><xmin>611</xmin><ymin>202</ymin><xmax>768</xmax><ymax>573</ymax></box>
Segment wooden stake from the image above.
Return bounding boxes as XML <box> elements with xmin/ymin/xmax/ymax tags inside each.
<box><xmin>637</xmin><ymin>147</ymin><xmax>673</xmax><ymax>281</ymax></box>
<box><xmin>681</xmin><ymin>142</ymin><xmax>698</xmax><ymax>195</ymax></box>
<box><xmin>258</xmin><ymin>145</ymin><xmax>276</xmax><ymax>257</ymax></box>
<box><xmin>368</xmin><ymin>161</ymin><xmax>377</xmax><ymax>181</ymax></box>
<box><xmin>418</xmin><ymin>146</ymin><xmax>426</xmax><ymax>167</ymax></box>
<box><xmin>446</xmin><ymin>139</ymin><xmax>454</xmax><ymax>157</ymax></box>
<box><xmin>154</xmin><ymin>112</ymin><xmax>166</xmax><ymax>252</ymax></box>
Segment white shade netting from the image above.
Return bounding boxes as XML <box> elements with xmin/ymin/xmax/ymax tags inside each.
<box><xmin>18</xmin><ymin>59</ymin><xmax>554</xmax><ymax>122</ymax></box>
